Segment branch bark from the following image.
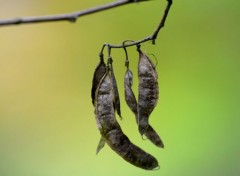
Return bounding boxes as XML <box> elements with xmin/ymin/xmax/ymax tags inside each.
<box><xmin>0</xmin><ymin>0</ymin><xmax>150</xmax><ymax>27</ymax></box>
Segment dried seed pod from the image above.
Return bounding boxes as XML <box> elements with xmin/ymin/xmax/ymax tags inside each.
<box><xmin>91</xmin><ymin>54</ymin><xmax>106</xmax><ymax>105</ymax></box>
<box><xmin>138</xmin><ymin>48</ymin><xmax>159</xmax><ymax>136</ymax></box>
<box><xmin>109</xmin><ymin>58</ymin><xmax>122</xmax><ymax>119</ymax></box>
<box><xmin>124</xmin><ymin>68</ymin><xmax>164</xmax><ymax>148</ymax></box>
<box><xmin>95</xmin><ymin>68</ymin><xmax>122</xmax><ymax>153</ymax></box>
<box><xmin>124</xmin><ymin>69</ymin><xmax>138</xmax><ymax>115</ymax></box>
<box><xmin>91</xmin><ymin>55</ymin><xmax>107</xmax><ymax>154</ymax></box>
<box><xmin>95</xmin><ymin>72</ymin><xmax>159</xmax><ymax>170</ymax></box>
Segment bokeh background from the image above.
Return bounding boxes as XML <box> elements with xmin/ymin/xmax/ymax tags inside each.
<box><xmin>0</xmin><ymin>0</ymin><xmax>239</xmax><ymax>175</ymax></box>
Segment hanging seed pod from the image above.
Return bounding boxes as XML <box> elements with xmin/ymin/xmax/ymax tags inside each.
<box><xmin>137</xmin><ymin>46</ymin><xmax>159</xmax><ymax>136</ymax></box>
<box><xmin>124</xmin><ymin>68</ymin><xmax>164</xmax><ymax>148</ymax></box>
<box><xmin>124</xmin><ymin>68</ymin><xmax>138</xmax><ymax>115</ymax></box>
<box><xmin>109</xmin><ymin>57</ymin><xmax>122</xmax><ymax>119</ymax></box>
<box><xmin>91</xmin><ymin>54</ymin><xmax>107</xmax><ymax>154</ymax></box>
<box><xmin>95</xmin><ymin>72</ymin><xmax>159</xmax><ymax>170</ymax></box>
<box><xmin>96</xmin><ymin>58</ymin><xmax>123</xmax><ymax>154</ymax></box>
<box><xmin>91</xmin><ymin>54</ymin><xmax>106</xmax><ymax>105</ymax></box>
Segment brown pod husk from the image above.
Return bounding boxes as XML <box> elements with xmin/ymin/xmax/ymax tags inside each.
<box><xmin>124</xmin><ymin>69</ymin><xmax>138</xmax><ymax>115</ymax></box>
<box><xmin>95</xmin><ymin>72</ymin><xmax>159</xmax><ymax>170</ymax></box>
<box><xmin>138</xmin><ymin>49</ymin><xmax>159</xmax><ymax>136</ymax></box>
<box><xmin>91</xmin><ymin>55</ymin><xmax>107</xmax><ymax>154</ymax></box>
<box><xmin>109</xmin><ymin>60</ymin><xmax>122</xmax><ymax>119</ymax></box>
<box><xmin>91</xmin><ymin>55</ymin><xmax>106</xmax><ymax>105</ymax></box>
<box><xmin>124</xmin><ymin>68</ymin><xmax>164</xmax><ymax>148</ymax></box>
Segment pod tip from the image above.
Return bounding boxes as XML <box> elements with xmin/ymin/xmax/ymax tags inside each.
<box><xmin>152</xmin><ymin>165</ymin><xmax>160</xmax><ymax>171</ymax></box>
<box><xmin>157</xmin><ymin>141</ymin><xmax>164</xmax><ymax>148</ymax></box>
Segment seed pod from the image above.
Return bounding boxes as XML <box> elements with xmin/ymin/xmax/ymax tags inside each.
<box><xmin>95</xmin><ymin>72</ymin><xmax>159</xmax><ymax>170</ymax></box>
<box><xmin>138</xmin><ymin>48</ymin><xmax>159</xmax><ymax>136</ymax></box>
<box><xmin>95</xmin><ymin>64</ymin><xmax>123</xmax><ymax>153</ymax></box>
<box><xmin>91</xmin><ymin>55</ymin><xmax>107</xmax><ymax>153</ymax></box>
<box><xmin>124</xmin><ymin>69</ymin><xmax>138</xmax><ymax>115</ymax></box>
<box><xmin>124</xmin><ymin>68</ymin><xmax>164</xmax><ymax>148</ymax></box>
<box><xmin>109</xmin><ymin>58</ymin><xmax>122</xmax><ymax>119</ymax></box>
<box><xmin>91</xmin><ymin>54</ymin><xmax>106</xmax><ymax>105</ymax></box>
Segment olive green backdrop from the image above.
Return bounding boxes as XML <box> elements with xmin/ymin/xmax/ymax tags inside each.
<box><xmin>0</xmin><ymin>0</ymin><xmax>239</xmax><ymax>175</ymax></box>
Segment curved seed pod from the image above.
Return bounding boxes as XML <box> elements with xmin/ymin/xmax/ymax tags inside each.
<box><xmin>138</xmin><ymin>48</ymin><xmax>159</xmax><ymax>136</ymax></box>
<box><xmin>124</xmin><ymin>69</ymin><xmax>164</xmax><ymax>148</ymax></box>
<box><xmin>124</xmin><ymin>69</ymin><xmax>138</xmax><ymax>115</ymax></box>
<box><xmin>91</xmin><ymin>54</ymin><xmax>106</xmax><ymax>105</ymax></box>
<box><xmin>95</xmin><ymin>73</ymin><xmax>159</xmax><ymax>170</ymax></box>
<box><xmin>91</xmin><ymin>55</ymin><xmax>107</xmax><ymax>153</ymax></box>
<box><xmin>109</xmin><ymin>59</ymin><xmax>122</xmax><ymax>119</ymax></box>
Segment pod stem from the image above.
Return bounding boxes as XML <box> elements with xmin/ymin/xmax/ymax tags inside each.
<box><xmin>136</xmin><ymin>44</ymin><xmax>141</xmax><ymax>52</ymax></box>
<box><xmin>122</xmin><ymin>40</ymin><xmax>133</xmax><ymax>69</ymax></box>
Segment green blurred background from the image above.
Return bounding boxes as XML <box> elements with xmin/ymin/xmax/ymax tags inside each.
<box><xmin>0</xmin><ymin>0</ymin><xmax>239</xmax><ymax>175</ymax></box>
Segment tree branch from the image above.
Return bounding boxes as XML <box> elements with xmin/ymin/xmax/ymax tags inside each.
<box><xmin>0</xmin><ymin>0</ymin><xmax>150</xmax><ymax>27</ymax></box>
<box><xmin>0</xmin><ymin>0</ymin><xmax>173</xmax><ymax>55</ymax></box>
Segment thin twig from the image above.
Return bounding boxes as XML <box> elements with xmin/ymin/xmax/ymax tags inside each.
<box><xmin>0</xmin><ymin>0</ymin><xmax>149</xmax><ymax>27</ymax></box>
<box><xmin>151</xmin><ymin>0</ymin><xmax>172</xmax><ymax>44</ymax></box>
<box><xmin>101</xmin><ymin>0</ymin><xmax>172</xmax><ymax>52</ymax></box>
